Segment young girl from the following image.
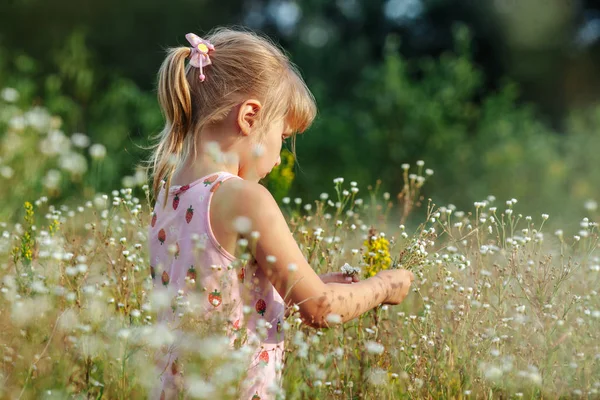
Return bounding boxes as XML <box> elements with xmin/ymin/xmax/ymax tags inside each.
<box><xmin>147</xmin><ymin>27</ymin><xmax>414</xmax><ymax>400</ymax></box>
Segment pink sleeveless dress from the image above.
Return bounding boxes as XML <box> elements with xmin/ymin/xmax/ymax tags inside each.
<box><xmin>147</xmin><ymin>171</ymin><xmax>286</xmax><ymax>400</ymax></box>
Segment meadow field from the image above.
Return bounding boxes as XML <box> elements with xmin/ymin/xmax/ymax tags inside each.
<box><xmin>0</xmin><ymin>97</ymin><xmax>598</xmax><ymax>399</ymax></box>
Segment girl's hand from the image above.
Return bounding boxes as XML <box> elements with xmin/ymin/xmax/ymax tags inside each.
<box><xmin>319</xmin><ymin>272</ymin><xmax>360</xmax><ymax>284</ymax></box>
<box><xmin>376</xmin><ymin>269</ymin><xmax>414</xmax><ymax>305</ymax></box>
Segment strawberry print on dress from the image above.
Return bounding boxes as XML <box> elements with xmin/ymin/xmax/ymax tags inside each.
<box><xmin>208</xmin><ymin>289</ymin><xmax>222</xmax><ymax>307</ymax></box>
<box><xmin>258</xmin><ymin>350</ymin><xmax>269</xmax><ymax>365</ymax></box>
<box><xmin>233</xmin><ymin>318</ymin><xmax>241</xmax><ymax>331</ymax></box>
<box><xmin>185</xmin><ymin>205</ymin><xmax>194</xmax><ymax>223</ymax></box>
<box><xmin>186</xmin><ymin>265</ymin><xmax>196</xmax><ymax>281</ymax></box>
<box><xmin>203</xmin><ymin>174</ymin><xmax>218</xmax><ymax>186</ymax></box>
<box><xmin>255</xmin><ymin>299</ymin><xmax>266</xmax><ymax>316</ymax></box>
<box><xmin>161</xmin><ymin>271</ymin><xmax>170</xmax><ymax>286</ymax></box>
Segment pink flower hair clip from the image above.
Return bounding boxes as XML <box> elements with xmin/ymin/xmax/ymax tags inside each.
<box><xmin>185</xmin><ymin>33</ymin><xmax>215</xmax><ymax>82</ymax></box>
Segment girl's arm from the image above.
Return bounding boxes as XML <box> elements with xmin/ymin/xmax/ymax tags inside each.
<box><xmin>218</xmin><ymin>179</ymin><xmax>413</xmax><ymax>328</ymax></box>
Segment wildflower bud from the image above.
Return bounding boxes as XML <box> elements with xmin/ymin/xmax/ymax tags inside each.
<box><xmin>233</xmin><ymin>216</ymin><xmax>252</xmax><ymax>234</ymax></box>
<box><xmin>365</xmin><ymin>341</ymin><xmax>384</xmax><ymax>354</ymax></box>
<box><xmin>326</xmin><ymin>314</ymin><xmax>342</xmax><ymax>324</ymax></box>
<box><xmin>89</xmin><ymin>144</ymin><xmax>107</xmax><ymax>160</ymax></box>
<box><xmin>584</xmin><ymin>200</ymin><xmax>597</xmax><ymax>211</ymax></box>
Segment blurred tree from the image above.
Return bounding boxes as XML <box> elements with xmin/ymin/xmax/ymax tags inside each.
<box><xmin>1</xmin><ymin>0</ymin><xmax>599</xmax><ymax>223</ymax></box>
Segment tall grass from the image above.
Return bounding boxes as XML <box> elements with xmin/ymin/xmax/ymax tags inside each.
<box><xmin>1</xmin><ymin>159</ymin><xmax>598</xmax><ymax>399</ymax></box>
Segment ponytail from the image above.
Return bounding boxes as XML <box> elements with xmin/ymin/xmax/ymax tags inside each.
<box><xmin>150</xmin><ymin>47</ymin><xmax>193</xmax><ymax>205</ymax></box>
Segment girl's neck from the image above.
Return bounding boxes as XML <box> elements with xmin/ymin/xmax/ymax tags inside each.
<box><xmin>171</xmin><ymin>150</ymin><xmax>240</xmax><ymax>186</ymax></box>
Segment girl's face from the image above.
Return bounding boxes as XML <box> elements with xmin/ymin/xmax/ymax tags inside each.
<box><xmin>252</xmin><ymin>117</ymin><xmax>293</xmax><ymax>180</ymax></box>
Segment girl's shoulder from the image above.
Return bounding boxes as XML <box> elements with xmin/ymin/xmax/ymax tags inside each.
<box><xmin>209</xmin><ymin>177</ymin><xmax>280</xmax><ymax>260</ymax></box>
<box><xmin>212</xmin><ymin>178</ymin><xmax>278</xmax><ymax>217</ymax></box>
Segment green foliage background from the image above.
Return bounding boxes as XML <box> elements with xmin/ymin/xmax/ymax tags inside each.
<box><xmin>0</xmin><ymin>0</ymin><xmax>599</xmax><ymax>227</ymax></box>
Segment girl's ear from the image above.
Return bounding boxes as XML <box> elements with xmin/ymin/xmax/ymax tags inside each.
<box><xmin>237</xmin><ymin>99</ymin><xmax>263</xmax><ymax>136</ymax></box>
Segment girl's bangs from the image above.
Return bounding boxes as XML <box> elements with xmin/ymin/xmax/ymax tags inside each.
<box><xmin>282</xmin><ymin>70</ymin><xmax>317</xmax><ymax>135</ymax></box>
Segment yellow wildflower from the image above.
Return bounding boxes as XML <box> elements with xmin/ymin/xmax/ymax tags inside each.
<box><xmin>24</xmin><ymin>201</ymin><xmax>34</xmax><ymax>225</ymax></box>
<box><xmin>265</xmin><ymin>149</ymin><xmax>295</xmax><ymax>201</ymax></box>
<box><xmin>363</xmin><ymin>227</ymin><xmax>392</xmax><ymax>278</ymax></box>
<box><xmin>49</xmin><ymin>218</ymin><xmax>60</xmax><ymax>236</ymax></box>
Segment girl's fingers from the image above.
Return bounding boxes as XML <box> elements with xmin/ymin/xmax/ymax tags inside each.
<box><xmin>322</xmin><ymin>272</ymin><xmax>360</xmax><ymax>284</ymax></box>
<box><xmin>334</xmin><ymin>273</ymin><xmax>352</xmax><ymax>283</ymax></box>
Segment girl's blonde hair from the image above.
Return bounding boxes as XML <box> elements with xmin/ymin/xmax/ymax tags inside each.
<box><xmin>147</xmin><ymin>27</ymin><xmax>317</xmax><ymax>200</ymax></box>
